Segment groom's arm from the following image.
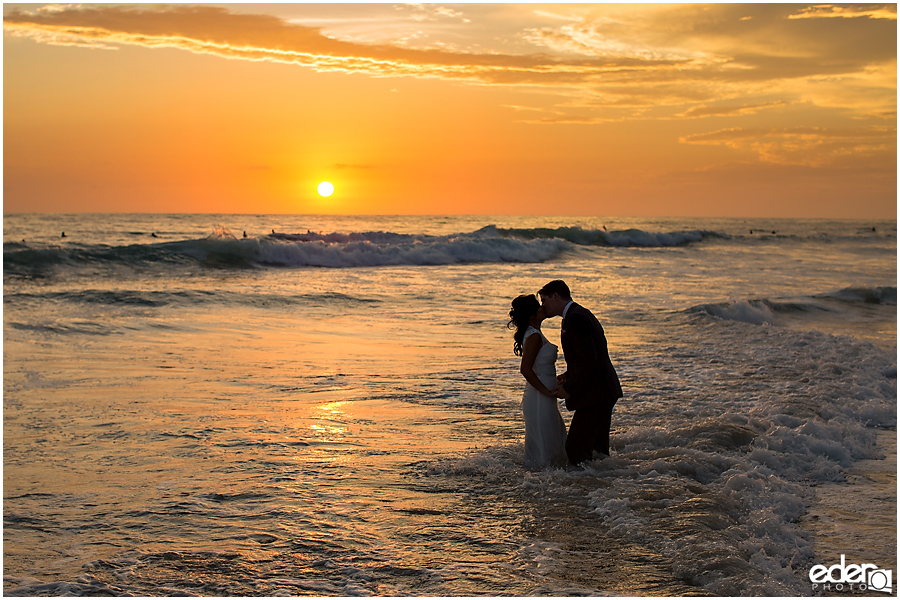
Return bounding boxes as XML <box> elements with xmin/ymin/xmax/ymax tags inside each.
<box><xmin>560</xmin><ymin>313</ymin><xmax>598</xmax><ymax>399</ymax></box>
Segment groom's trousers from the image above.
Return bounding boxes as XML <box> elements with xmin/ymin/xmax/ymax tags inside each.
<box><xmin>565</xmin><ymin>401</ymin><xmax>615</xmax><ymax>465</ymax></box>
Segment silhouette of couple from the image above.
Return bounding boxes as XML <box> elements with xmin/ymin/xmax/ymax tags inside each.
<box><xmin>508</xmin><ymin>280</ymin><xmax>622</xmax><ymax>469</ymax></box>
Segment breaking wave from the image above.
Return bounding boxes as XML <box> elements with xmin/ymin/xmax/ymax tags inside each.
<box><xmin>4</xmin><ymin>224</ymin><xmax>727</xmax><ymax>276</ymax></box>
<box><xmin>495</xmin><ymin>225</ymin><xmax>724</xmax><ymax>247</ymax></box>
<box><xmin>687</xmin><ymin>286</ymin><xmax>898</xmax><ymax>326</ymax></box>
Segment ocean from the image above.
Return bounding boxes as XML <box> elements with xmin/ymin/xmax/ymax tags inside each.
<box><xmin>3</xmin><ymin>213</ymin><xmax>896</xmax><ymax>596</ymax></box>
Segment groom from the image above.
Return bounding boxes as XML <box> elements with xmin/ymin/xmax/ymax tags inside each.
<box><xmin>538</xmin><ymin>280</ymin><xmax>622</xmax><ymax>465</ymax></box>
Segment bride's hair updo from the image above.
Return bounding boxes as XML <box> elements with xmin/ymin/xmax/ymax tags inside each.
<box><xmin>508</xmin><ymin>294</ymin><xmax>540</xmax><ymax>356</ymax></box>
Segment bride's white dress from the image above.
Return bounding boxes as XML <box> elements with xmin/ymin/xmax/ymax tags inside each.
<box><xmin>521</xmin><ymin>326</ymin><xmax>568</xmax><ymax>468</ymax></box>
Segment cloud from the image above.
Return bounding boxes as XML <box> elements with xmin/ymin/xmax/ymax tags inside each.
<box><xmin>3</xmin><ymin>3</ymin><xmax>895</xmax><ymax>125</ymax></box>
<box><xmin>788</xmin><ymin>5</ymin><xmax>898</xmax><ymax>20</ymax></box>
<box><xmin>680</xmin><ymin>126</ymin><xmax>896</xmax><ymax>166</ymax></box>
<box><xmin>408</xmin><ymin>5</ymin><xmax>470</xmax><ymax>24</ymax></box>
<box><xmin>2</xmin><ymin>4</ymin><xmax>686</xmax><ymax>85</ymax></box>
<box><xmin>676</xmin><ymin>101</ymin><xmax>788</xmax><ymax>119</ymax></box>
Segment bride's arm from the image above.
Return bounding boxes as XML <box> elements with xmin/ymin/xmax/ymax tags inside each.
<box><xmin>520</xmin><ymin>334</ymin><xmax>555</xmax><ymax>397</ymax></box>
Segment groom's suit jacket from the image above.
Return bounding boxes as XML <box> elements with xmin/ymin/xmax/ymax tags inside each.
<box><xmin>560</xmin><ymin>303</ymin><xmax>623</xmax><ymax>411</ymax></box>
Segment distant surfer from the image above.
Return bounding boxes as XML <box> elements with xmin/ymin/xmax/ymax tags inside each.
<box><xmin>243</xmin><ymin>231</ymin><xmax>247</xmax><ymax>238</ymax></box>
<box><xmin>61</xmin><ymin>232</ymin><xmax>66</xmax><ymax>238</ymax></box>
<box><xmin>151</xmin><ymin>232</ymin><xmax>158</xmax><ymax>238</ymax></box>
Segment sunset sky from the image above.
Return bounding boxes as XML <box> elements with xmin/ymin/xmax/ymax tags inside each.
<box><xmin>3</xmin><ymin>3</ymin><xmax>897</xmax><ymax>217</ymax></box>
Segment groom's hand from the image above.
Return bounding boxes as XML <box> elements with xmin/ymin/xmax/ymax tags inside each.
<box><xmin>554</xmin><ymin>386</ymin><xmax>571</xmax><ymax>400</ymax></box>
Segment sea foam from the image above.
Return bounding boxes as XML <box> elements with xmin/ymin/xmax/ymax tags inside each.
<box><xmin>579</xmin><ymin>318</ymin><xmax>896</xmax><ymax>595</ymax></box>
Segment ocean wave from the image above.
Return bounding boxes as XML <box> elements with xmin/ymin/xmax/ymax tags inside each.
<box><xmin>2</xmin><ymin>224</ymin><xmax>733</xmax><ymax>276</ymax></box>
<box><xmin>494</xmin><ymin>225</ymin><xmax>725</xmax><ymax>247</ymax></box>
<box><xmin>2</xmin><ymin>242</ymin><xmax>204</xmax><ymax>278</ymax></box>
<box><xmin>688</xmin><ymin>298</ymin><xmax>782</xmax><ymax>325</ymax></box>
<box><xmin>3</xmin><ymin>289</ymin><xmax>380</xmax><ymax>310</ymax></box>
<box><xmin>816</xmin><ymin>285</ymin><xmax>897</xmax><ymax>305</ymax></box>
<box><xmin>3</xmin><ymin>227</ymin><xmax>569</xmax><ymax>274</ymax></box>
<box><xmin>7</xmin><ymin>320</ymin><xmax>119</xmax><ymax>336</ymax></box>
<box><xmin>250</xmin><ymin>233</ymin><xmax>566</xmax><ymax>268</ymax></box>
<box><xmin>687</xmin><ymin>286</ymin><xmax>898</xmax><ymax>326</ymax></box>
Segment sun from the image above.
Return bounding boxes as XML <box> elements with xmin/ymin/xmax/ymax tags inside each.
<box><xmin>317</xmin><ymin>181</ymin><xmax>335</xmax><ymax>197</ymax></box>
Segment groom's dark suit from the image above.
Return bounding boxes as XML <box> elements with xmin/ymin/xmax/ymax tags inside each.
<box><xmin>560</xmin><ymin>302</ymin><xmax>622</xmax><ymax>464</ymax></box>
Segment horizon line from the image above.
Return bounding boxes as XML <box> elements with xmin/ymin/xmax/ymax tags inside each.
<box><xmin>3</xmin><ymin>211</ymin><xmax>896</xmax><ymax>222</ymax></box>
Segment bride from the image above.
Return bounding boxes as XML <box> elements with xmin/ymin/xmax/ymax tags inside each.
<box><xmin>508</xmin><ymin>294</ymin><xmax>568</xmax><ymax>469</ymax></box>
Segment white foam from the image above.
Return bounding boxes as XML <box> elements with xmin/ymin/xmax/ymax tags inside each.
<box><xmin>692</xmin><ymin>299</ymin><xmax>779</xmax><ymax>325</ymax></box>
<box><xmin>252</xmin><ymin>235</ymin><xmax>567</xmax><ymax>268</ymax></box>
<box><xmin>605</xmin><ymin>228</ymin><xmax>707</xmax><ymax>247</ymax></box>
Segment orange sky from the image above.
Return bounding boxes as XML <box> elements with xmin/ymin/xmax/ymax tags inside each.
<box><xmin>3</xmin><ymin>3</ymin><xmax>897</xmax><ymax>217</ymax></box>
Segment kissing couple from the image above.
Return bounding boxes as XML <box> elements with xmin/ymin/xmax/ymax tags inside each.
<box><xmin>508</xmin><ymin>280</ymin><xmax>623</xmax><ymax>469</ymax></box>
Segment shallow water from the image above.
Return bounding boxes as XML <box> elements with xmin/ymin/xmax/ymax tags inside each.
<box><xmin>801</xmin><ymin>429</ymin><xmax>897</xmax><ymax>596</ymax></box>
<box><xmin>4</xmin><ymin>214</ymin><xmax>896</xmax><ymax>595</ymax></box>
